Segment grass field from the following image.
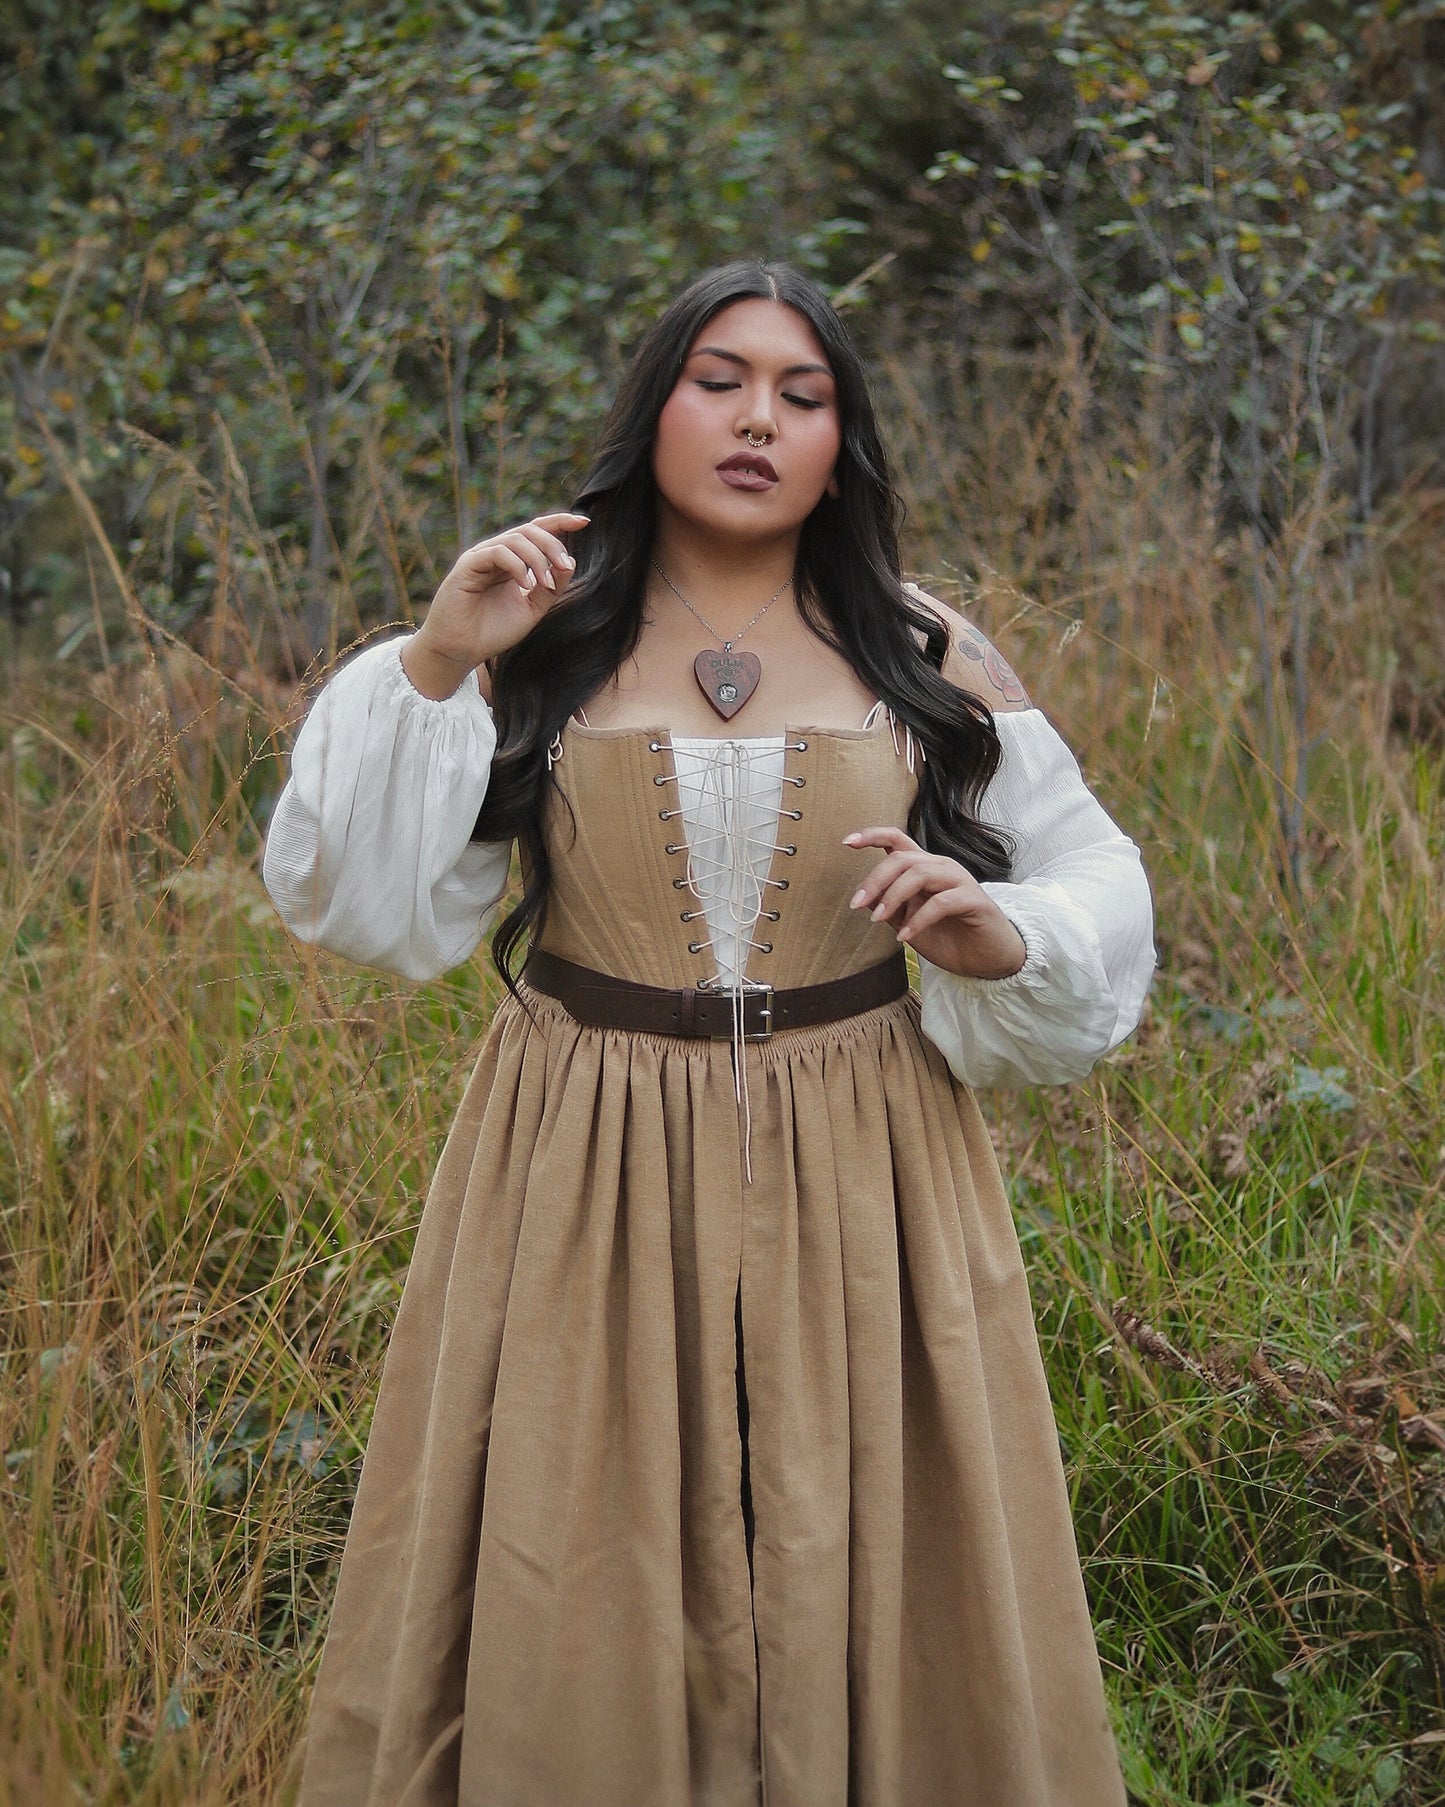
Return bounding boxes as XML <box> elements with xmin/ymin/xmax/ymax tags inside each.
<box><xmin>2</xmin><ymin>363</ymin><xmax>1443</xmax><ymax>1803</ymax></box>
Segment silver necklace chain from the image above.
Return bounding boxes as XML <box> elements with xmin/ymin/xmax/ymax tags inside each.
<box><xmin>653</xmin><ymin>562</ymin><xmax>792</xmax><ymax>652</ymax></box>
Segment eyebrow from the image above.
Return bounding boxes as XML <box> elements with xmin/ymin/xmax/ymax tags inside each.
<box><xmin>689</xmin><ymin>345</ymin><xmax>835</xmax><ymax>379</ymax></box>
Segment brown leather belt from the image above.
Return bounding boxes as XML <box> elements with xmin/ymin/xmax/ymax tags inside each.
<box><xmin>522</xmin><ymin>949</ymin><xmax>910</xmax><ymax>1043</ymax></box>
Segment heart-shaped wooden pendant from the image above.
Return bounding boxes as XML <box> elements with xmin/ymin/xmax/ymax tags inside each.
<box><xmin>694</xmin><ymin>648</ymin><xmax>762</xmax><ymax>721</ymax></box>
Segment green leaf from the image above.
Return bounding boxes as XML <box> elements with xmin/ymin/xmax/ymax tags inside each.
<box><xmin>1283</xmin><ymin>1066</ymin><xmax>1355</xmax><ymax>1113</ymax></box>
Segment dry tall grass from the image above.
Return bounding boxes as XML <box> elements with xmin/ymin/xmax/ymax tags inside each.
<box><xmin>2</xmin><ymin>351</ymin><xmax>1442</xmax><ymax>1804</ymax></box>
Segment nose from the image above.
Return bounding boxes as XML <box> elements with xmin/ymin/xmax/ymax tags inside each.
<box><xmin>737</xmin><ymin>385</ymin><xmax>778</xmax><ymax>445</ymax></box>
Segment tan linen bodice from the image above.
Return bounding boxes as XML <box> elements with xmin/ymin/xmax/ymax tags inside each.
<box><xmin>534</xmin><ymin>718</ymin><xmax>918</xmax><ymax>993</ymax></box>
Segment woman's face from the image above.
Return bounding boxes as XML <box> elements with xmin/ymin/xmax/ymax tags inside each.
<box><xmin>652</xmin><ymin>298</ymin><xmax>842</xmax><ymax>546</ymax></box>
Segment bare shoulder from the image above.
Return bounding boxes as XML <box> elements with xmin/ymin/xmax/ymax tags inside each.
<box><xmin>902</xmin><ymin>582</ymin><xmax>1032</xmax><ymax>713</ymax></box>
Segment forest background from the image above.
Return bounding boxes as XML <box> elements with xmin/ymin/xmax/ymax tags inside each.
<box><xmin>2</xmin><ymin>0</ymin><xmax>1444</xmax><ymax>1801</ymax></box>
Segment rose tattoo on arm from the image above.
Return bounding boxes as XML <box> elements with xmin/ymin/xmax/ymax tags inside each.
<box><xmin>954</xmin><ymin>623</ymin><xmax>1030</xmax><ymax>707</ymax></box>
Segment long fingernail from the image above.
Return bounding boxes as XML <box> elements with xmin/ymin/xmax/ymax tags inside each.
<box><xmin>851</xmin><ymin>888</ymin><xmax>866</xmax><ymax>907</ymax></box>
<box><xmin>543</xmin><ymin>571</ymin><xmax>555</xmax><ymax>590</ymax></box>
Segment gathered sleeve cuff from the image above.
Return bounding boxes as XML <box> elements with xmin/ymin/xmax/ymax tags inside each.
<box><xmin>261</xmin><ymin>637</ymin><xmax>511</xmax><ymax>981</ymax></box>
<box><xmin>918</xmin><ymin>709</ymin><xmax>1156</xmax><ymax>1088</ymax></box>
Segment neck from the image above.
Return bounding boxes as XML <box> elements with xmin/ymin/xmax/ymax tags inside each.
<box><xmin>649</xmin><ymin>511</ymin><xmax>800</xmax><ymax>620</ymax></box>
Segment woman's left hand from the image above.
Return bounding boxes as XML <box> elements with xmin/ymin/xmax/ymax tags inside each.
<box><xmin>844</xmin><ymin>826</ymin><xmax>1027</xmax><ymax>980</ymax></box>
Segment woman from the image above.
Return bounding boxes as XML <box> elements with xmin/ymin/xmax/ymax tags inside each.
<box><xmin>264</xmin><ymin>260</ymin><xmax>1154</xmax><ymax>1807</ymax></box>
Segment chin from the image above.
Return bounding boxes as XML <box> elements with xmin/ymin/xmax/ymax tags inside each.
<box><xmin>666</xmin><ymin>490</ymin><xmax>821</xmax><ymax>544</ymax></box>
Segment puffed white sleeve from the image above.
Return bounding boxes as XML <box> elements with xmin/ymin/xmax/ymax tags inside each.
<box><xmin>261</xmin><ymin>636</ymin><xmax>512</xmax><ymax>982</ymax></box>
<box><xmin>918</xmin><ymin>709</ymin><xmax>1156</xmax><ymax>1087</ymax></box>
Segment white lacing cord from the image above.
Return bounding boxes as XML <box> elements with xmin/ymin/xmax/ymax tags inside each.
<box><xmin>655</xmin><ymin>739</ymin><xmax>803</xmax><ymax>1181</ymax></box>
<box><xmin>862</xmin><ymin>699</ymin><xmax>922</xmax><ymax>777</ymax></box>
<box><xmin>546</xmin><ymin>707</ymin><xmax>594</xmax><ymax>769</ymax></box>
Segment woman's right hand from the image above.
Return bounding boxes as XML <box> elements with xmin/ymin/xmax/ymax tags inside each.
<box><xmin>401</xmin><ymin>511</ymin><xmax>590</xmax><ymax>699</ymax></box>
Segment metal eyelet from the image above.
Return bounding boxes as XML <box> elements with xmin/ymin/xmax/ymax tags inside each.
<box><xmin>653</xmin><ymin>774</ymin><xmax>668</xmax><ymax>786</ymax></box>
<box><xmin>659</xmin><ymin>809</ymin><xmax>671</xmax><ymax>820</ymax></box>
<box><xmin>775</xmin><ymin>878</ymin><xmax>789</xmax><ymax>889</ymax></box>
<box><xmin>664</xmin><ymin>842</ymin><xmax>681</xmax><ymax>855</ymax></box>
<box><xmin>758</xmin><ymin>943</ymin><xmax>773</xmax><ymax>954</ymax></box>
<box><xmin>783</xmin><ymin>844</ymin><xmax>797</xmax><ymax>856</ymax></box>
<box><xmin>783</xmin><ymin>807</ymin><xmax>803</xmax><ymax>821</ymax></box>
<box><xmin>764</xmin><ymin>910</ymin><xmax>780</xmax><ymax>922</ymax></box>
<box><xmin>681</xmin><ymin>909</ymin><xmax>703</xmax><ymax>922</ymax></box>
<box><xmin>795</xmin><ymin>739</ymin><xmax>808</xmax><ymax>751</ymax></box>
<box><xmin>648</xmin><ymin>740</ymin><xmax>663</xmax><ymax>753</ymax></box>
<box><xmin>672</xmin><ymin>878</ymin><xmax>688</xmax><ymax>889</ymax></box>
<box><xmin>688</xmin><ymin>941</ymin><xmax>703</xmax><ymax>954</ymax></box>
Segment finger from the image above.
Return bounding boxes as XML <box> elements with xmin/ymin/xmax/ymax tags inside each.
<box><xmin>469</xmin><ymin>543</ymin><xmax>537</xmax><ymax>593</ymax></box>
<box><xmin>869</xmin><ymin>865</ymin><xmax>950</xmax><ymax>924</ymax></box>
<box><xmin>848</xmin><ymin>850</ymin><xmax>922</xmax><ymax>909</ymax></box>
<box><xmin>895</xmin><ymin>889</ymin><xmax>977</xmax><ymax>941</ymax></box>
<box><xmin>477</xmin><ymin>531</ymin><xmax>567</xmax><ymax>594</ymax></box>
<box><xmin>498</xmin><ymin>528</ymin><xmax>574</xmax><ymax>591</ymax></box>
<box><xmin>844</xmin><ymin>826</ymin><xmax>918</xmax><ymax>854</ymax></box>
<box><xmin>459</xmin><ymin>517</ymin><xmax>586</xmax><ymax>581</ymax></box>
<box><xmin>852</xmin><ymin>852</ymin><xmax>957</xmax><ymax>913</ymax></box>
<box><xmin>458</xmin><ymin>536</ymin><xmax>534</xmax><ymax>578</ymax></box>
<box><xmin>512</xmin><ymin>523</ymin><xmax>579</xmax><ymax>585</ymax></box>
<box><xmin>517</xmin><ymin>523</ymin><xmax>577</xmax><ymax>566</ymax></box>
<box><xmin>532</xmin><ymin>511</ymin><xmax>591</xmax><ymax>532</ymax></box>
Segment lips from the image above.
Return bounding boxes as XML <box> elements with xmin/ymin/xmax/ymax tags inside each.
<box><xmin>716</xmin><ymin>451</ymin><xmax>778</xmax><ymax>489</ymax></box>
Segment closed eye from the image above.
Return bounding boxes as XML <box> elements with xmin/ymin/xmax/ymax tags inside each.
<box><xmin>695</xmin><ymin>379</ymin><xmax>826</xmax><ymax>411</ymax></box>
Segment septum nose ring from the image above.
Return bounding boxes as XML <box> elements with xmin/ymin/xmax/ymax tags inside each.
<box><xmin>745</xmin><ymin>430</ymin><xmax>772</xmax><ymax>448</ymax></box>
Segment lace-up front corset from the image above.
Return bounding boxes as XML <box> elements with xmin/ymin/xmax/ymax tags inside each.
<box><xmin>532</xmin><ymin>717</ymin><xmax>918</xmax><ymax>997</ymax></box>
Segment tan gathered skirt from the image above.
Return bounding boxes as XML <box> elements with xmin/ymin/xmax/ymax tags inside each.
<box><xmin>294</xmin><ymin>986</ymin><xmax>1125</xmax><ymax>1807</ymax></box>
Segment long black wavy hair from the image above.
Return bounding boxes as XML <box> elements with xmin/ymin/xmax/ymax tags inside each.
<box><xmin>474</xmin><ymin>259</ymin><xmax>1013</xmax><ymax>991</ymax></box>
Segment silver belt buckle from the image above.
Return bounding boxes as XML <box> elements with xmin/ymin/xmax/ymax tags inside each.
<box><xmin>696</xmin><ymin>976</ymin><xmax>774</xmax><ymax>1041</ymax></box>
<box><xmin>740</xmin><ymin>981</ymin><xmax>774</xmax><ymax>1042</ymax></box>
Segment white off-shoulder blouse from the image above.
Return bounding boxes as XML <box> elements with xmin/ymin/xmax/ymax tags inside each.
<box><xmin>261</xmin><ymin>637</ymin><xmax>1156</xmax><ymax>1088</ymax></box>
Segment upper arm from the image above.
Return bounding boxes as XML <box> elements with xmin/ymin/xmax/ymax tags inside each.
<box><xmin>903</xmin><ymin>583</ymin><xmax>1032</xmax><ymax>713</ymax></box>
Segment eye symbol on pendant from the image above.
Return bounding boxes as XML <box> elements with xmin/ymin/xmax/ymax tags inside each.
<box><xmin>716</xmin><ymin>682</ymin><xmax>739</xmax><ymax>704</ymax></box>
